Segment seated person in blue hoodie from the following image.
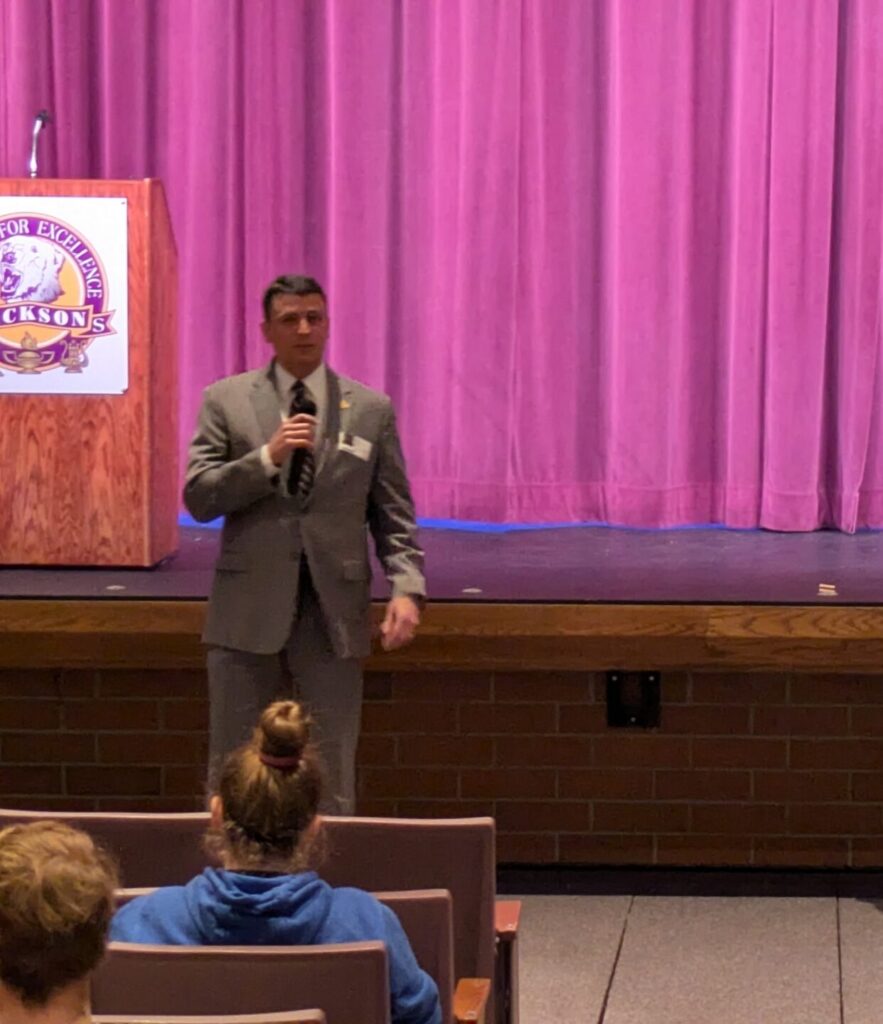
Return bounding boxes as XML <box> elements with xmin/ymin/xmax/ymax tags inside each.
<box><xmin>111</xmin><ymin>700</ymin><xmax>440</xmax><ymax>1024</ymax></box>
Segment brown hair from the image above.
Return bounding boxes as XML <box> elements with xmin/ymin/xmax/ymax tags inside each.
<box><xmin>208</xmin><ymin>700</ymin><xmax>324</xmax><ymax>870</ymax></box>
<box><xmin>0</xmin><ymin>821</ymin><xmax>118</xmax><ymax>1006</ymax></box>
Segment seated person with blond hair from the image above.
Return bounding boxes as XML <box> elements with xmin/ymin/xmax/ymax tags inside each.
<box><xmin>0</xmin><ymin>821</ymin><xmax>118</xmax><ymax>1024</ymax></box>
<box><xmin>111</xmin><ymin>700</ymin><xmax>441</xmax><ymax>1024</ymax></box>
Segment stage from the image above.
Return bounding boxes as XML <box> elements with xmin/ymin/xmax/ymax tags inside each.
<box><xmin>2</xmin><ymin>523</ymin><xmax>883</xmax><ymax>603</ymax></box>
<box><xmin>1</xmin><ymin>525</ymin><xmax>883</xmax><ymax>673</ymax></box>
<box><xmin>3</xmin><ymin>525</ymin><xmax>883</xmax><ymax>867</ymax></box>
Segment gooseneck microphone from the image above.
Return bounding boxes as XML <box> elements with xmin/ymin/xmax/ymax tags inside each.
<box><xmin>28</xmin><ymin>110</ymin><xmax>53</xmax><ymax>179</ymax></box>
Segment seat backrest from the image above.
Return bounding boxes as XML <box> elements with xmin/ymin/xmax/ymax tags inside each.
<box><xmin>111</xmin><ymin>888</ymin><xmax>454</xmax><ymax>1024</ymax></box>
<box><xmin>92</xmin><ymin>943</ymin><xmax>388</xmax><ymax>1024</ymax></box>
<box><xmin>93</xmin><ymin>1013</ymin><xmax>326</xmax><ymax>1024</ymax></box>
<box><xmin>319</xmin><ymin>816</ymin><xmax>496</xmax><ymax>985</ymax></box>
<box><xmin>374</xmin><ymin>889</ymin><xmax>454</xmax><ymax>1023</ymax></box>
<box><xmin>115</xmin><ymin>886</ymin><xmax>158</xmax><ymax>907</ymax></box>
<box><xmin>0</xmin><ymin>809</ymin><xmax>210</xmax><ymax>887</ymax></box>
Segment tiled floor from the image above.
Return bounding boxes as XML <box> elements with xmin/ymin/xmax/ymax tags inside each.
<box><xmin>518</xmin><ymin>894</ymin><xmax>883</xmax><ymax>1023</ymax></box>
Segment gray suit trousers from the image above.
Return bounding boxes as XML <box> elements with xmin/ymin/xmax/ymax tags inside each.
<box><xmin>206</xmin><ymin>564</ymin><xmax>363</xmax><ymax>816</ymax></box>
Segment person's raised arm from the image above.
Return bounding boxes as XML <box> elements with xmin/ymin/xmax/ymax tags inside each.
<box><xmin>183</xmin><ymin>387</ymin><xmax>279</xmax><ymax>522</ymax></box>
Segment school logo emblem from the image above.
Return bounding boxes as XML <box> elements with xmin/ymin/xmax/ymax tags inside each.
<box><xmin>0</xmin><ymin>214</ymin><xmax>116</xmax><ymax>375</ymax></box>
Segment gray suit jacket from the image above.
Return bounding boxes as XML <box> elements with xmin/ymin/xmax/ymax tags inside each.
<box><xmin>183</xmin><ymin>362</ymin><xmax>425</xmax><ymax>657</ymax></box>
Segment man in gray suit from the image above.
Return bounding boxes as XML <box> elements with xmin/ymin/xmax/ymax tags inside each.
<box><xmin>184</xmin><ymin>275</ymin><xmax>424</xmax><ymax>813</ymax></box>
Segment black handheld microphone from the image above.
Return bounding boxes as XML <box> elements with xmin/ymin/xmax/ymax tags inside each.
<box><xmin>288</xmin><ymin>393</ymin><xmax>317</xmax><ymax>493</ymax></box>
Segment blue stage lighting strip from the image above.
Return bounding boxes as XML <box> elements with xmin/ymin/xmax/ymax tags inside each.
<box><xmin>178</xmin><ymin>513</ymin><xmax>741</xmax><ymax>534</ymax></box>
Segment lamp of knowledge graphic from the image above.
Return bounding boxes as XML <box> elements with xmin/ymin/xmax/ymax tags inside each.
<box><xmin>0</xmin><ymin>214</ymin><xmax>116</xmax><ymax>375</ymax></box>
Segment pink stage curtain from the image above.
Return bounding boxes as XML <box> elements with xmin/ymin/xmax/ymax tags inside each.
<box><xmin>2</xmin><ymin>0</ymin><xmax>882</xmax><ymax>529</ymax></box>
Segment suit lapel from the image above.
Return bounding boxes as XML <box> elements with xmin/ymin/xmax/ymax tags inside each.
<box><xmin>250</xmin><ymin>362</ymin><xmax>281</xmax><ymax>443</ymax></box>
<box><xmin>315</xmin><ymin>368</ymin><xmax>345</xmax><ymax>480</ymax></box>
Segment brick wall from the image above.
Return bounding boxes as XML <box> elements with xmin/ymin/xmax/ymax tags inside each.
<box><xmin>2</xmin><ymin>667</ymin><xmax>882</xmax><ymax>868</ymax></box>
<box><xmin>0</xmin><ymin>668</ymin><xmax>209</xmax><ymax>812</ymax></box>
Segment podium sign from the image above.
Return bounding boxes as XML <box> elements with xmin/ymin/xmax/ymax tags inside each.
<box><xmin>0</xmin><ymin>179</ymin><xmax>177</xmax><ymax>567</ymax></box>
<box><xmin>0</xmin><ymin>196</ymin><xmax>128</xmax><ymax>393</ymax></box>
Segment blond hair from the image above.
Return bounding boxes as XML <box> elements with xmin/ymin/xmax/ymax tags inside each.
<box><xmin>207</xmin><ymin>700</ymin><xmax>324</xmax><ymax>870</ymax></box>
<box><xmin>0</xmin><ymin>821</ymin><xmax>118</xmax><ymax>1005</ymax></box>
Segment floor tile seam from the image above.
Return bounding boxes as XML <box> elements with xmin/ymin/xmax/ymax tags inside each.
<box><xmin>595</xmin><ymin>894</ymin><xmax>635</xmax><ymax>1024</ymax></box>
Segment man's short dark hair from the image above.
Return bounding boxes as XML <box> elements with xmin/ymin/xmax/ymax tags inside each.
<box><xmin>262</xmin><ymin>276</ymin><xmax>326</xmax><ymax>322</ymax></box>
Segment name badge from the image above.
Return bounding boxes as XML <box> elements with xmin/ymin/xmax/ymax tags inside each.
<box><xmin>338</xmin><ymin>431</ymin><xmax>372</xmax><ymax>461</ymax></box>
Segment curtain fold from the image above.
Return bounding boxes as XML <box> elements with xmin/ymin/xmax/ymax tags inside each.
<box><xmin>2</xmin><ymin>0</ymin><xmax>881</xmax><ymax>529</ymax></box>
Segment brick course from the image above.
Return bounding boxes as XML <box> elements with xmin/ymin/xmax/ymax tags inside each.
<box><xmin>1</xmin><ymin>667</ymin><xmax>882</xmax><ymax>867</ymax></box>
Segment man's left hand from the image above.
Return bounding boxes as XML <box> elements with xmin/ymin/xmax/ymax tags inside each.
<box><xmin>380</xmin><ymin>596</ymin><xmax>421</xmax><ymax>651</ymax></box>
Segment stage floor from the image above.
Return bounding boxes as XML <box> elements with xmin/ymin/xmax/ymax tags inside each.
<box><xmin>0</xmin><ymin>525</ymin><xmax>880</xmax><ymax>605</ymax></box>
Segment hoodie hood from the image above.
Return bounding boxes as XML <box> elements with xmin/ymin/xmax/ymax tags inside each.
<box><xmin>185</xmin><ymin>868</ymin><xmax>334</xmax><ymax>945</ymax></box>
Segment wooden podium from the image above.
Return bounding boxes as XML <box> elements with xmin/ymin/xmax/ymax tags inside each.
<box><xmin>0</xmin><ymin>179</ymin><xmax>178</xmax><ymax>567</ymax></box>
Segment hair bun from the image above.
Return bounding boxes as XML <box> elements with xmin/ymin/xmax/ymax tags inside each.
<box><xmin>257</xmin><ymin>700</ymin><xmax>312</xmax><ymax>762</ymax></box>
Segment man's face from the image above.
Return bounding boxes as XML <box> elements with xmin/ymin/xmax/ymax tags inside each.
<box><xmin>262</xmin><ymin>292</ymin><xmax>329</xmax><ymax>379</ymax></box>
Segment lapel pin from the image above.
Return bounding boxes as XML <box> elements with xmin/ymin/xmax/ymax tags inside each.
<box><xmin>340</xmin><ymin>399</ymin><xmax>351</xmax><ymax>409</ymax></box>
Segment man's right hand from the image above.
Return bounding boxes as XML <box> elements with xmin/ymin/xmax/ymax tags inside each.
<box><xmin>267</xmin><ymin>414</ymin><xmax>317</xmax><ymax>467</ymax></box>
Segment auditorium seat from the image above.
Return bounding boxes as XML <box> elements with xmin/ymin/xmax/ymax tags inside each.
<box><xmin>114</xmin><ymin>886</ymin><xmax>157</xmax><ymax>906</ymax></box>
<box><xmin>92</xmin><ymin>942</ymin><xmax>391</xmax><ymax>1024</ymax></box>
<box><xmin>320</xmin><ymin>816</ymin><xmax>514</xmax><ymax>1024</ymax></box>
<box><xmin>111</xmin><ymin>888</ymin><xmax>490</xmax><ymax>1024</ymax></box>
<box><xmin>0</xmin><ymin>809</ymin><xmax>510</xmax><ymax>1022</ymax></box>
<box><xmin>361</xmin><ymin>889</ymin><xmax>489</xmax><ymax>1024</ymax></box>
<box><xmin>94</xmin><ymin>1014</ymin><xmax>327</xmax><ymax>1024</ymax></box>
<box><xmin>493</xmin><ymin>900</ymin><xmax>522</xmax><ymax>1024</ymax></box>
<box><xmin>0</xmin><ymin>809</ymin><xmax>211</xmax><ymax>886</ymax></box>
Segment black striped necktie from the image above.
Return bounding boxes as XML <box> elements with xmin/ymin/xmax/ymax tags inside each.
<box><xmin>288</xmin><ymin>379</ymin><xmax>317</xmax><ymax>499</ymax></box>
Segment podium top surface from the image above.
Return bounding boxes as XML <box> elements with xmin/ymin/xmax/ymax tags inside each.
<box><xmin>0</xmin><ymin>178</ymin><xmax>167</xmax><ymax>199</ymax></box>
<box><xmin>0</xmin><ymin>178</ymin><xmax>163</xmax><ymax>187</ymax></box>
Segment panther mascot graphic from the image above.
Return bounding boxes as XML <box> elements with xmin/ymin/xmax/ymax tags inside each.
<box><xmin>0</xmin><ymin>236</ymin><xmax>65</xmax><ymax>304</ymax></box>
